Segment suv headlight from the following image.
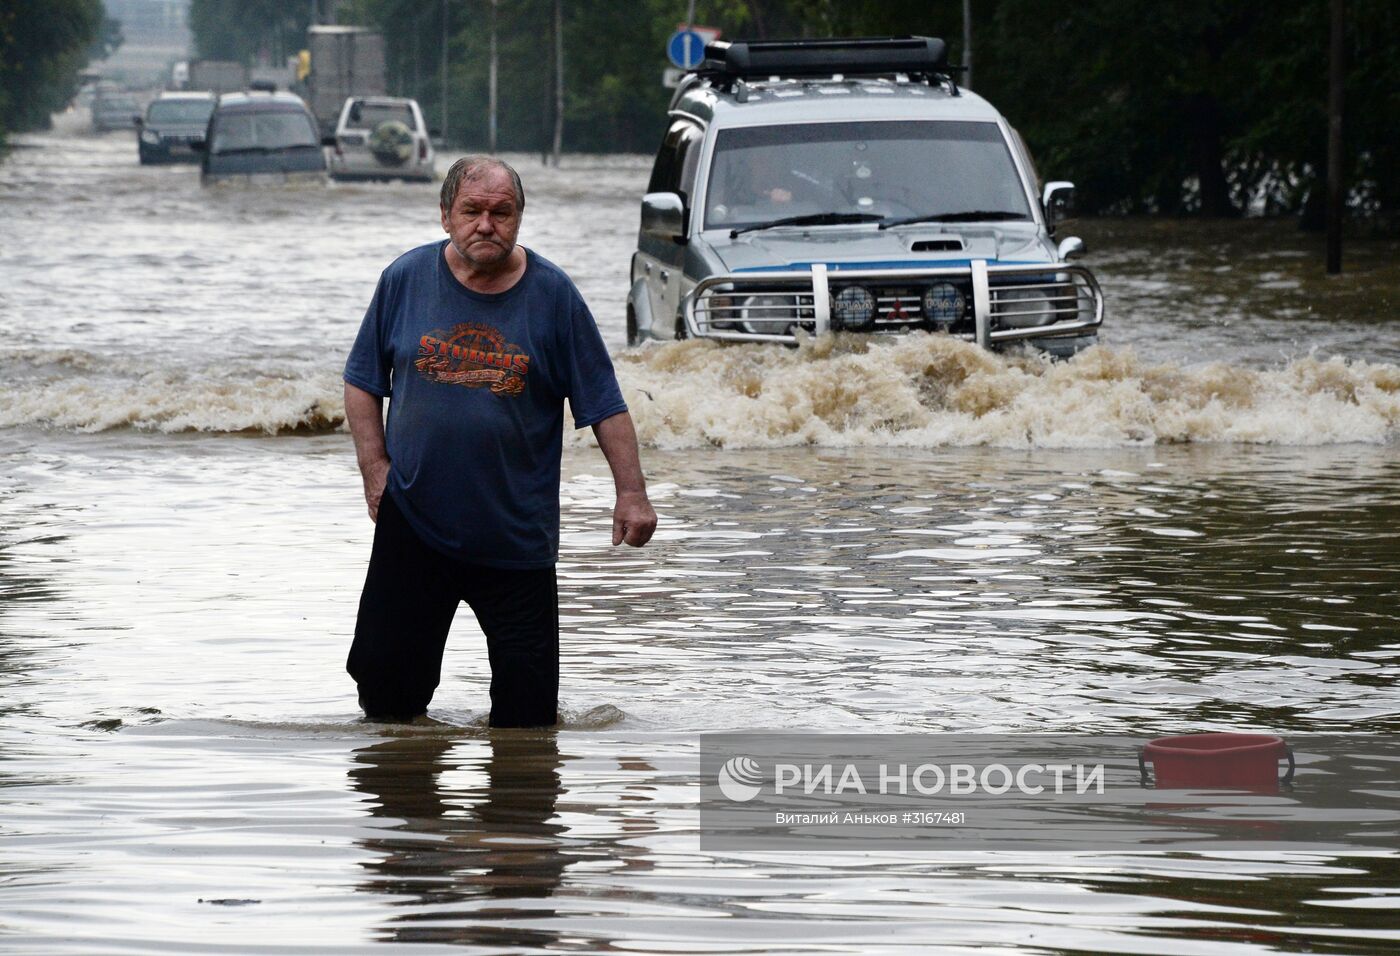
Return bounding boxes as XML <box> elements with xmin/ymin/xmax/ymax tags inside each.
<box><xmin>921</xmin><ymin>282</ymin><xmax>964</xmax><ymax>327</ymax></box>
<box><xmin>831</xmin><ymin>285</ymin><xmax>875</xmax><ymax>330</ymax></box>
<box><xmin>738</xmin><ymin>294</ymin><xmax>792</xmax><ymax>335</ymax></box>
<box><xmin>993</xmin><ymin>286</ymin><xmax>1056</xmax><ymax>328</ymax></box>
<box><xmin>140</xmin><ymin>129</ymin><xmax>160</xmax><ymax>145</ymax></box>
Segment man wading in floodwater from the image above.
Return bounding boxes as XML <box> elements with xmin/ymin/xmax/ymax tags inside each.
<box><xmin>343</xmin><ymin>156</ymin><xmax>657</xmax><ymax>726</ymax></box>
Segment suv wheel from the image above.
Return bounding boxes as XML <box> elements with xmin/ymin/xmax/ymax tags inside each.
<box><xmin>674</xmin><ymin>313</ymin><xmax>687</xmax><ymax>341</ymax></box>
<box><xmin>626</xmin><ymin>306</ymin><xmax>640</xmax><ymax>346</ymax></box>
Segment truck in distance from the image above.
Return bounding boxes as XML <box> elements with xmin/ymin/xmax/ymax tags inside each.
<box><xmin>302</xmin><ymin>26</ymin><xmax>388</xmax><ymax>139</ymax></box>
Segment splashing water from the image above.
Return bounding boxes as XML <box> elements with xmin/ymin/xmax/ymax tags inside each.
<box><xmin>612</xmin><ymin>335</ymin><xmax>1400</xmax><ymax>449</ymax></box>
<box><xmin>4</xmin><ymin>336</ymin><xmax>1396</xmax><ymax>445</ymax></box>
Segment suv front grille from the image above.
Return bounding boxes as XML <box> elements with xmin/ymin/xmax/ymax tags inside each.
<box><xmin>874</xmin><ymin>287</ymin><xmax>926</xmax><ymax>325</ymax></box>
<box><xmin>687</xmin><ymin>266</ymin><xmax>1101</xmax><ymax>342</ymax></box>
<box><xmin>834</xmin><ymin>281</ymin><xmax>973</xmax><ymax>333</ymax></box>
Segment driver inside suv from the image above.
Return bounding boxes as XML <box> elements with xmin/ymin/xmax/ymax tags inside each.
<box><xmin>709</xmin><ymin>147</ymin><xmax>828</xmax><ymax>223</ymax></box>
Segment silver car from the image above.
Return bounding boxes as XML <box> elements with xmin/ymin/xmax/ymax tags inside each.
<box><xmin>628</xmin><ymin>37</ymin><xmax>1102</xmax><ymax>356</ymax></box>
<box><xmin>91</xmin><ymin>88</ymin><xmax>143</xmax><ymax>133</ymax></box>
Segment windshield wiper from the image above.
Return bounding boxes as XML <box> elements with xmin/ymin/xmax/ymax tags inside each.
<box><xmin>730</xmin><ymin>212</ymin><xmax>883</xmax><ymax>239</ymax></box>
<box><xmin>878</xmin><ymin>211</ymin><xmax>1029</xmax><ymax>229</ymax></box>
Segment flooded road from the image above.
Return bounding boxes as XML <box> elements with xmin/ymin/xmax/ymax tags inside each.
<box><xmin>1</xmin><ymin>116</ymin><xmax>1398</xmax><ymax>953</ymax></box>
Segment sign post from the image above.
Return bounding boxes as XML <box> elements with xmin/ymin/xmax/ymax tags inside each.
<box><xmin>663</xmin><ymin>25</ymin><xmax>721</xmax><ymax>88</ymax></box>
<box><xmin>667</xmin><ymin>29</ymin><xmax>706</xmax><ymax>71</ymax></box>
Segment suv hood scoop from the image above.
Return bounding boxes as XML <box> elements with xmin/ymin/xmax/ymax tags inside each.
<box><xmin>909</xmin><ymin>238</ymin><xmax>964</xmax><ymax>252</ymax></box>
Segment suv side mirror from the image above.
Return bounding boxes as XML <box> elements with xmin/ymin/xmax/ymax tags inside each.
<box><xmin>641</xmin><ymin>191</ymin><xmax>686</xmax><ymax>242</ymax></box>
<box><xmin>1057</xmin><ymin>236</ymin><xmax>1087</xmax><ymax>260</ymax></box>
<box><xmin>1042</xmin><ymin>181</ymin><xmax>1075</xmax><ymax>231</ymax></box>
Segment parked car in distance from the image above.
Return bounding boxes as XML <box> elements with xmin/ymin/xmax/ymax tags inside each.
<box><xmin>136</xmin><ymin>92</ymin><xmax>216</xmax><ymax>164</ymax></box>
<box><xmin>327</xmin><ymin>96</ymin><xmax>435</xmax><ymax>182</ymax></box>
<box><xmin>629</xmin><ymin>36</ymin><xmax>1102</xmax><ymax>357</ymax></box>
<box><xmin>199</xmin><ymin>91</ymin><xmax>328</xmax><ymax>185</ymax></box>
<box><xmin>91</xmin><ymin>87</ymin><xmax>143</xmax><ymax>132</ymax></box>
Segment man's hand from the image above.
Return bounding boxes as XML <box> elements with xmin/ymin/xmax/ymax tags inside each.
<box><xmin>612</xmin><ymin>490</ymin><xmax>657</xmax><ymax>547</ymax></box>
<box><xmin>344</xmin><ymin>383</ymin><xmax>390</xmax><ymax>524</ymax></box>
<box><xmin>362</xmin><ymin>457</ymin><xmax>391</xmax><ymax>523</ymax></box>
<box><xmin>593</xmin><ymin>412</ymin><xmax>657</xmax><ymax>548</ymax></box>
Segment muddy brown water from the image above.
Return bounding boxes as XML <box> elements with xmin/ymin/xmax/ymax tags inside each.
<box><xmin>1</xmin><ymin>112</ymin><xmax>1397</xmax><ymax>953</ymax></box>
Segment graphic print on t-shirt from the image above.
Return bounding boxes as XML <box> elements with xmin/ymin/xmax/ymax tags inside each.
<box><xmin>415</xmin><ymin>322</ymin><xmax>531</xmax><ymax>396</ymax></box>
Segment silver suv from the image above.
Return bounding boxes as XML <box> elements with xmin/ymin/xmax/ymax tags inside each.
<box><xmin>628</xmin><ymin>37</ymin><xmax>1102</xmax><ymax>356</ymax></box>
<box><xmin>327</xmin><ymin>96</ymin><xmax>435</xmax><ymax>183</ymax></box>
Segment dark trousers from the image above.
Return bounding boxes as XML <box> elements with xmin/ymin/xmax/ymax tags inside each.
<box><xmin>347</xmin><ymin>491</ymin><xmax>559</xmax><ymax>727</ymax></box>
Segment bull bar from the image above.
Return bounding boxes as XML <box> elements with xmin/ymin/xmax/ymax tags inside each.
<box><xmin>682</xmin><ymin>261</ymin><xmax>1104</xmax><ymax>346</ymax></box>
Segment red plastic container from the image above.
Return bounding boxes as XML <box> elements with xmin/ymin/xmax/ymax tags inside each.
<box><xmin>1141</xmin><ymin>733</ymin><xmax>1293</xmax><ymax>792</ymax></box>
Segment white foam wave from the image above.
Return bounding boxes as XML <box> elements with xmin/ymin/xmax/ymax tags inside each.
<box><xmin>3</xmin><ymin>336</ymin><xmax>1396</xmax><ymax>445</ymax></box>
<box><xmin>605</xmin><ymin>335</ymin><xmax>1400</xmax><ymax>449</ymax></box>
<box><xmin>0</xmin><ymin>363</ymin><xmax>345</xmax><ymax>434</ymax></box>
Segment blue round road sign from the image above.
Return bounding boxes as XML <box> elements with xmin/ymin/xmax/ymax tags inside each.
<box><xmin>668</xmin><ymin>29</ymin><xmax>705</xmax><ymax>70</ymax></box>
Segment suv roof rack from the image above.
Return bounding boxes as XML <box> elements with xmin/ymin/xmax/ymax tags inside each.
<box><xmin>695</xmin><ymin>36</ymin><xmax>958</xmax><ymax>93</ymax></box>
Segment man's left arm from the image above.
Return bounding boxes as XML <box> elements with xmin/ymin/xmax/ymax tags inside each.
<box><xmin>592</xmin><ymin>411</ymin><xmax>657</xmax><ymax>547</ymax></box>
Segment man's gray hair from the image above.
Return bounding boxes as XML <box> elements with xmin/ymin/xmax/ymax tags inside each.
<box><xmin>439</xmin><ymin>156</ymin><xmax>525</xmax><ymax>212</ymax></box>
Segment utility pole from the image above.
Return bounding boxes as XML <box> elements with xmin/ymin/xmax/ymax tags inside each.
<box><xmin>489</xmin><ymin>0</ymin><xmax>498</xmax><ymax>153</ymax></box>
<box><xmin>412</xmin><ymin>16</ymin><xmax>420</xmax><ymax>103</ymax></box>
<box><xmin>440</xmin><ymin>0</ymin><xmax>449</xmax><ymax>144</ymax></box>
<box><xmin>551</xmin><ymin>0</ymin><xmax>563</xmax><ymax>166</ymax></box>
<box><xmin>962</xmin><ymin>0</ymin><xmax>973</xmax><ymax>90</ymax></box>
<box><xmin>1326</xmin><ymin>0</ymin><xmax>1345</xmax><ymax>275</ymax></box>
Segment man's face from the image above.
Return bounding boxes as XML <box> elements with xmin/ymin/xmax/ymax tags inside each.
<box><xmin>440</xmin><ymin>168</ymin><xmax>522</xmax><ymax>268</ymax></box>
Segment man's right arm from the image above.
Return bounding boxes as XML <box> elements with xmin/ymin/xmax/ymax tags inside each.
<box><xmin>345</xmin><ymin>382</ymin><xmax>390</xmax><ymax>522</ymax></box>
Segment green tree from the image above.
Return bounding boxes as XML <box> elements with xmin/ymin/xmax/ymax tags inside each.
<box><xmin>87</xmin><ymin>15</ymin><xmax>125</xmax><ymax>62</ymax></box>
<box><xmin>188</xmin><ymin>0</ymin><xmax>312</xmax><ymax>65</ymax></box>
<box><xmin>0</xmin><ymin>0</ymin><xmax>104</xmax><ymax>139</ymax></box>
<box><xmin>1228</xmin><ymin>0</ymin><xmax>1400</xmax><ymax>228</ymax></box>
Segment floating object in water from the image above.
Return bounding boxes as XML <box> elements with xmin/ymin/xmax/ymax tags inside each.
<box><xmin>1139</xmin><ymin>732</ymin><xmax>1294</xmax><ymax>792</ymax></box>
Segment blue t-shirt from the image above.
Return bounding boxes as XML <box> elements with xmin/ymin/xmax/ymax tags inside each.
<box><xmin>344</xmin><ymin>240</ymin><xmax>627</xmax><ymax>568</ymax></box>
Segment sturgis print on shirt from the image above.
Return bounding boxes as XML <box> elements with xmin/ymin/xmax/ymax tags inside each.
<box><xmin>415</xmin><ymin>322</ymin><xmax>530</xmax><ymax>396</ymax></box>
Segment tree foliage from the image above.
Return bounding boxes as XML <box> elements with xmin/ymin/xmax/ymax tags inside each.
<box><xmin>974</xmin><ymin>0</ymin><xmax>1400</xmax><ymax>222</ymax></box>
<box><xmin>88</xmin><ymin>16</ymin><xmax>126</xmax><ymax>63</ymax></box>
<box><xmin>183</xmin><ymin>0</ymin><xmax>1398</xmax><ymax>224</ymax></box>
<box><xmin>188</xmin><ymin>0</ymin><xmax>313</xmax><ymax>64</ymax></box>
<box><xmin>0</xmin><ymin>0</ymin><xmax>104</xmax><ymax>139</ymax></box>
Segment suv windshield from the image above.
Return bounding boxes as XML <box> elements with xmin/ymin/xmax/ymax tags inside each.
<box><xmin>210</xmin><ymin>110</ymin><xmax>318</xmax><ymax>153</ymax></box>
<box><xmin>148</xmin><ymin>99</ymin><xmax>214</xmax><ymax>125</ymax></box>
<box><xmin>347</xmin><ymin>102</ymin><xmax>416</xmax><ymax>130</ymax></box>
<box><xmin>704</xmin><ymin>120</ymin><xmax>1032</xmax><ymax>231</ymax></box>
